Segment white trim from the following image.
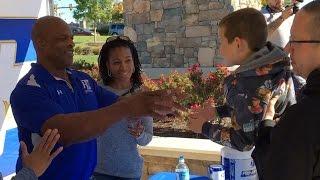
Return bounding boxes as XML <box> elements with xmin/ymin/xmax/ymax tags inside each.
<box><xmin>0</xmin><ymin>0</ymin><xmax>48</xmax><ymax>18</ymax></box>
<box><xmin>0</xmin><ymin>40</ymin><xmax>18</xmax><ymax>67</ymax></box>
<box><xmin>4</xmin><ymin>174</ymin><xmax>16</xmax><ymax>180</ymax></box>
<box><xmin>0</xmin><ymin>17</ymin><xmax>38</xmax><ymax>19</ymax></box>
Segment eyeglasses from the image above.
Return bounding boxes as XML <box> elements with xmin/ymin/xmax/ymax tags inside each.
<box><xmin>106</xmin><ymin>35</ymin><xmax>133</xmax><ymax>43</ymax></box>
<box><xmin>289</xmin><ymin>40</ymin><xmax>320</xmax><ymax>45</ymax></box>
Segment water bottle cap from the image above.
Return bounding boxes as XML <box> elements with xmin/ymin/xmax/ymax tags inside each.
<box><xmin>179</xmin><ymin>155</ymin><xmax>185</xmax><ymax>163</ymax></box>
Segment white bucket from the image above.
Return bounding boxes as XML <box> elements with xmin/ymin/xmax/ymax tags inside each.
<box><xmin>221</xmin><ymin>147</ymin><xmax>258</xmax><ymax>180</ymax></box>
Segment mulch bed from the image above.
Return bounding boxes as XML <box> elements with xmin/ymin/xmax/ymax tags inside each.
<box><xmin>153</xmin><ymin>117</ymin><xmax>207</xmax><ymax>139</ymax></box>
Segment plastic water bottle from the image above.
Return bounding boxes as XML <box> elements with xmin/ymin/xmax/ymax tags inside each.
<box><xmin>175</xmin><ymin>155</ymin><xmax>190</xmax><ymax>180</ymax></box>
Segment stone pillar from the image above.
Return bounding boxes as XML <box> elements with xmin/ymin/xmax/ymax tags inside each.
<box><xmin>123</xmin><ymin>0</ymin><xmax>261</xmax><ymax>68</ymax></box>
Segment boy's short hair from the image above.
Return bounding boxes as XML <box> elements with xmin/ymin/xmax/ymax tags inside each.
<box><xmin>219</xmin><ymin>8</ymin><xmax>267</xmax><ymax>52</ymax></box>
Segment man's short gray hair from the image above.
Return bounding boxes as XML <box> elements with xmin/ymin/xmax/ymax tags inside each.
<box><xmin>302</xmin><ymin>0</ymin><xmax>320</xmax><ymax>40</ymax></box>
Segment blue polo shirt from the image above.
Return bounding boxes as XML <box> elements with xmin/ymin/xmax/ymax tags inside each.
<box><xmin>10</xmin><ymin>63</ymin><xmax>118</xmax><ymax>180</ymax></box>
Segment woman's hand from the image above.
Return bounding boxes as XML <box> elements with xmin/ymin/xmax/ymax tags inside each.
<box><xmin>264</xmin><ymin>95</ymin><xmax>280</xmax><ymax>120</ymax></box>
<box><xmin>128</xmin><ymin>120</ymin><xmax>144</xmax><ymax>138</ymax></box>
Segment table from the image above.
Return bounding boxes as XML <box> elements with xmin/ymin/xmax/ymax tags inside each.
<box><xmin>149</xmin><ymin>172</ymin><xmax>210</xmax><ymax>180</ymax></box>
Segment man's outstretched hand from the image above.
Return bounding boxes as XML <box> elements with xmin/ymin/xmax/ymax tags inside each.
<box><xmin>122</xmin><ymin>89</ymin><xmax>187</xmax><ymax>119</ymax></box>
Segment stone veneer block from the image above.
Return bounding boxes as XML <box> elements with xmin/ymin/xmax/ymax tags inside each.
<box><xmin>163</xmin><ymin>0</ymin><xmax>182</xmax><ymax>9</ymax></box>
<box><xmin>133</xmin><ymin>0</ymin><xmax>151</xmax><ymax>14</ymax></box>
<box><xmin>143</xmin><ymin>23</ymin><xmax>154</xmax><ymax>34</ymax></box>
<box><xmin>165</xmin><ymin>45</ymin><xmax>175</xmax><ymax>54</ymax></box>
<box><xmin>124</xmin><ymin>26</ymin><xmax>137</xmax><ymax>42</ymax></box>
<box><xmin>146</xmin><ymin>36</ymin><xmax>161</xmax><ymax>48</ymax></box>
<box><xmin>197</xmin><ymin>0</ymin><xmax>210</xmax><ymax>4</ymax></box>
<box><xmin>140</xmin><ymin>55</ymin><xmax>151</xmax><ymax>64</ymax></box>
<box><xmin>151</xmin><ymin>1</ymin><xmax>163</xmax><ymax>10</ymax></box>
<box><xmin>198</xmin><ymin>48</ymin><xmax>215</xmax><ymax>67</ymax></box>
<box><xmin>171</xmin><ymin>54</ymin><xmax>184</xmax><ymax>67</ymax></box>
<box><xmin>163</xmin><ymin>7</ymin><xmax>182</xmax><ymax>20</ymax></box>
<box><xmin>199</xmin><ymin>4</ymin><xmax>209</xmax><ymax>11</ymax></box>
<box><xmin>152</xmin><ymin>58</ymin><xmax>170</xmax><ymax>67</ymax></box>
<box><xmin>184</xmin><ymin>0</ymin><xmax>200</xmax><ymax>14</ymax></box>
<box><xmin>184</xmin><ymin>48</ymin><xmax>194</xmax><ymax>58</ymax></box>
<box><xmin>177</xmin><ymin>37</ymin><xmax>202</xmax><ymax>48</ymax></box>
<box><xmin>209</xmin><ymin>1</ymin><xmax>224</xmax><ymax>9</ymax></box>
<box><xmin>132</xmin><ymin>13</ymin><xmax>150</xmax><ymax>24</ymax></box>
<box><xmin>123</xmin><ymin>0</ymin><xmax>134</xmax><ymax>12</ymax></box>
<box><xmin>186</xmin><ymin>26</ymin><xmax>211</xmax><ymax>37</ymax></box>
<box><xmin>135</xmin><ymin>24</ymin><xmax>144</xmax><ymax>34</ymax></box>
<box><xmin>199</xmin><ymin>9</ymin><xmax>227</xmax><ymax>21</ymax></box>
<box><xmin>150</xmin><ymin>9</ymin><xmax>163</xmax><ymax>21</ymax></box>
<box><xmin>184</xmin><ymin>14</ymin><xmax>198</xmax><ymax>26</ymax></box>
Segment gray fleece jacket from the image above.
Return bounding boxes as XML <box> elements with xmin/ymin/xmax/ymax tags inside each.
<box><xmin>0</xmin><ymin>167</ymin><xmax>37</xmax><ymax>180</ymax></box>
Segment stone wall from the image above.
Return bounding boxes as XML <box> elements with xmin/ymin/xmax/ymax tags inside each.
<box><xmin>232</xmin><ymin>0</ymin><xmax>262</xmax><ymax>10</ymax></box>
<box><xmin>123</xmin><ymin>0</ymin><xmax>261</xmax><ymax>68</ymax></box>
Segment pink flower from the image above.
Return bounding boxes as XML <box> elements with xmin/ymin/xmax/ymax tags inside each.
<box><xmin>190</xmin><ymin>103</ymin><xmax>201</xmax><ymax>110</ymax></box>
<box><xmin>205</xmin><ymin>97</ymin><xmax>215</xmax><ymax>105</ymax></box>
<box><xmin>207</xmin><ymin>73</ymin><xmax>218</xmax><ymax>82</ymax></box>
<box><xmin>188</xmin><ymin>63</ymin><xmax>201</xmax><ymax>74</ymax></box>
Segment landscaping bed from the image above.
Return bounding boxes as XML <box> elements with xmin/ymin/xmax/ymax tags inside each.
<box><xmin>72</xmin><ymin>61</ymin><xmax>229</xmax><ymax>139</ymax></box>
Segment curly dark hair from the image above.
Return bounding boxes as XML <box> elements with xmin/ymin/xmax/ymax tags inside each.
<box><xmin>98</xmin><ymin>37</ymin><xmax>142</xmax><ymax>89</ymax></box>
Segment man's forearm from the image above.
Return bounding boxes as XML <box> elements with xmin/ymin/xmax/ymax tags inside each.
<box><xmin>41</xmin><ymin>100</ymin><xmax>130</xmax><ymax>146</ymax></box>
<box><xmin>267</xmin><ymin>15</ymin><xmax>284</xmax><ymax>38</ymax></box>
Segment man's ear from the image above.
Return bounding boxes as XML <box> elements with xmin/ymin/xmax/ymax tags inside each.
<box><xmin>36</xmin><ymin>39</ymin><xmax>46</xmax><ymax>49</ymax></box>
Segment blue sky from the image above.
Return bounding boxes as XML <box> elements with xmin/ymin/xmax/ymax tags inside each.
<box><xmin>54</xmin><ymin>0</ymin><xmax>77</xmax><ymax>23</ymax></box>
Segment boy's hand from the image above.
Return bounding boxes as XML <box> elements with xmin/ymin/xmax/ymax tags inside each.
<box><xmin>22</xmin><ymin>129</ymin><xmax>63</xmax><ymax>177</ymax></box>
<box><xmin>188</xmin><ymin>100</ymin><xmax>216</xmax><ymax>133</ymax></box>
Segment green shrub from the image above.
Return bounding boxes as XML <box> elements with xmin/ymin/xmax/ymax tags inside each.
<box><xmin>74</xmin><ymin>46</ymin><xmax>82</xmax><ymax>55</ymax></box>
<box><xmin>92</xmin><ymin>47</ymin><xmax>101</xmax><ymax>55</ymax></box>
<box><xmin>72</xmin><ymin>59</ymin><xmax>95</xmax><ymax>70</ymax></box>
<box><xmin>81</xmin><ymin>46</ymin><xmax>93</xmax><ymax>55</ymax></box>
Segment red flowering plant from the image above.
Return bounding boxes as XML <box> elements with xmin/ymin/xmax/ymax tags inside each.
<box><xmin>141</xmin><ymin>73</ymin><xmax>159</xmax><ymax>91</ymax></box>
<box><xmin>187</xmin><ymin>63</ymin><xmax>229</xmax><ymax>107</ymax></box>
<box><xmin>73</xmin><ymin>60</ymin><xmax>230</xmax><ymax>131</ymax></box>
<box><xmin>73</xmin><ymin>61</ymin><xmax>229</xmax><ymax>110</ymax></box>
<box><xmin>157</xmin><ymin>71</ymin><xmax>194</xmax><ymax>107</ymax></box>
<box><xmin>142</xmin><ymin>64</ymin><xmax>230</xmax><ymax>123</ymax></box>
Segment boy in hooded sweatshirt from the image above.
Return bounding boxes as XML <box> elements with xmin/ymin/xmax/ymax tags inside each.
<box><xmin>188</xmin><ymin>8</ymin><xmax>296</xmax><ymax>152</ymax></box>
